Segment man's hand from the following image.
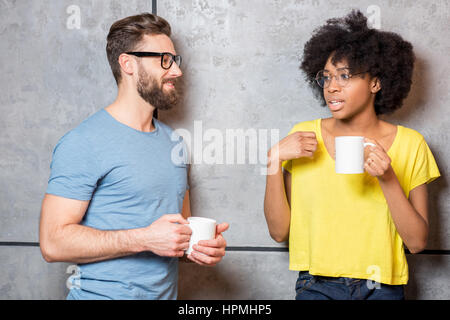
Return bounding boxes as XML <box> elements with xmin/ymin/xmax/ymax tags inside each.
<box><xmin>187</xmin><ymin>223</ymin><xmax>229</xmax><ymax>266</ymax></box>
<box><xmin>141</xmin><ymin>214</ymin><xmax>192</xmax><ymax>258</ymax></box>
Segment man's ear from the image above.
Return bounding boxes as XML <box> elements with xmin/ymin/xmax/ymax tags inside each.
<box><xmin>118</xmin><ymin>53</ymin><xmax>135</xmax><ymax>77</ymax></box>
<box><xmin>371</xmin><ymin>77</ymin><xmax>381</xmax><ymax>94</ymax></box>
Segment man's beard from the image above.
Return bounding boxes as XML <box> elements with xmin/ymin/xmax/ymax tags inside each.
<box><xmin>136</xmin><ymin>68</ymin><xmax>180</xmax><ymax>110</ymax></box>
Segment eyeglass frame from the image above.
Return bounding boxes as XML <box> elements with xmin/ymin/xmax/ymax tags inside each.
<box><xmin>315</xmin><ymin>67</ymin><xmax>368</xmax><ymax>88</ymax></box>
<box><xmin>125</xmin><ymin>52</ymin><xmax>182</xmax><ymax>70</ymax></box>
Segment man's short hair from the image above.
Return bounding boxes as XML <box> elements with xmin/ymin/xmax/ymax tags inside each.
<box><xmin>106</xmin><ymin>13</ymin><xmax>171</xmax><ymax>85</ymax></box>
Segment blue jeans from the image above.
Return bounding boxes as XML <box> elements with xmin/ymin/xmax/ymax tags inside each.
<box><xmin>295</xmin><ymin>271</ymin><xmax>405</xmax><ymax>300</ymax></box>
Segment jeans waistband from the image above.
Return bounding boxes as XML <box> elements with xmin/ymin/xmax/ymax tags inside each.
<box><xmin>299</xmin><ymin>271</ymin><xmax>364</xmax><ymax>286</ymax></box>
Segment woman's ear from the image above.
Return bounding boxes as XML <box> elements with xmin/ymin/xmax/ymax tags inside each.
<box><xmin>371</xmin><ymin>77</ymin><xmax>382</xmax><ymax>94</ymax></box>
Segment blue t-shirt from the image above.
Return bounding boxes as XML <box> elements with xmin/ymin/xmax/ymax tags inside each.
<box><xmin>46</xmin><ymin>108</ymin><xmax>189</xmax><ymax>300</ymax></box>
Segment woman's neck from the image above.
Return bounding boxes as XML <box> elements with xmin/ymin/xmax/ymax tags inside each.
<box><xmin>331</xmin><ymin>117</ymin><xmax>382</xmax><ymax>137</ymax></box>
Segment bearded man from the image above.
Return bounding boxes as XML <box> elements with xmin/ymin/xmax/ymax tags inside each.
<box><xmin>39</xmin><ymin>13</ymin><xmax>228</xmax><ymax>300</ymax></box>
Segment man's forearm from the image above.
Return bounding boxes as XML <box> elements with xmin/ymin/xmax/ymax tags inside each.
<box><xmin>42</xmin><ymin>223</ymin><xmax>145</xmax><ymax>264</ymax></box>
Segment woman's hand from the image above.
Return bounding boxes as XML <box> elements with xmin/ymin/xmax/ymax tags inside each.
<box><xmin>269</xmin><ymin>131</ymin><xmax>318</xmax><ymax>163</ymax></box>
<box><xmin>364</xmin><ymin>138</ymin><xmax>394</xmax><ymax>181</ymax></box>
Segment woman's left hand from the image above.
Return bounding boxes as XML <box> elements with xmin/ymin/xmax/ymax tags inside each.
<box><xmin>364</xmin><ymin>138</ymin><xmax>394</xmax><ymax>181</ymax></box>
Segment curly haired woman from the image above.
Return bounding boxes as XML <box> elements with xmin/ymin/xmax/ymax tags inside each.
<box><xmin>264</xmin><ymin>10</ymin><xmax>440</xmax><ymax>300</ymax></box>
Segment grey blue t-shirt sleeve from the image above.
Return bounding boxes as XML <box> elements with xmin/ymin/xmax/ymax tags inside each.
<box><xmin>169</xmin><ymin>131</ymin><xmax>191</xmax><ymax>190</ymax></box>
<box><xmin>46</xmin><ymin>131</ymin><xmax>101</xmax><ymax>201</ymax></box>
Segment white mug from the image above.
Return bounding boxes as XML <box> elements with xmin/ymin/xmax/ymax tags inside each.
<box><xmin>186</xmin><ymin>217</ymin><xmax>216</xmax><ymax>255</ymax></box>
<box><xmin>335</xmin><ymin>136</ymin><xmax>376</xmax><ymax>174</ymax></box>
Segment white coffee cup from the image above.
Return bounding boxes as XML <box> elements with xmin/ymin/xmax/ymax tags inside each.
<box><xmin>186</xmin><ymin>217</ymin><xmax>217</xmax><ymax>255</ymax></box>
<box><xmin>335</xmin><ymin>136</ymin><xmax>376</xmax><ymax>174</ymax></box>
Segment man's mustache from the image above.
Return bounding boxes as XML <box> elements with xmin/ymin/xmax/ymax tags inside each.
<box><xmin>161</xmin><ymin>78</ymin><xmax>178</xmax><ymax>85</ymax></box>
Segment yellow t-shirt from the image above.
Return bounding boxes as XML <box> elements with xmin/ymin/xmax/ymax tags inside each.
<box><xmin>282</xmin><ymin>118</ymin><xmax>441</xmax><ymax>285</ymax></box>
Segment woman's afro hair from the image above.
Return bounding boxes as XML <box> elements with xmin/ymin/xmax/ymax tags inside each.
<box><xmin>300</xmin><ymin>9</ymin><xmax>415</xmax><ymax>115</ymax></box>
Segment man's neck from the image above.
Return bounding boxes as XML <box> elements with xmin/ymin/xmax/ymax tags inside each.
<box><xmin>106</xmin><ymin>88</ymin><xmax>156</xmax><ymax>133</ymax></box>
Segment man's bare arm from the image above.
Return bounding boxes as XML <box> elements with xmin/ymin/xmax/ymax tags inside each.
<box><xmin>39</xmin><ymin>194</ymin><xmax>191</xmax><ymax>264</ymax></box>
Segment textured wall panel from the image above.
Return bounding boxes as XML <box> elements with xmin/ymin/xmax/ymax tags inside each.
<box><xmin>0</xmin><ymin>0</ymin><xmax>448</xmax><ymax>299</ymax></box>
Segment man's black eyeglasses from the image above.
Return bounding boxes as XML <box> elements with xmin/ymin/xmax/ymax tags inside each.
<box><xmin>126</xmin><ymin>52</ymin><xmax>182</xmax><ymax>70</ymax></box>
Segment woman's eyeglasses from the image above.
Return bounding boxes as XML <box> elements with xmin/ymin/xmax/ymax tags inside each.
<box><xmin>315</xmin><ymin>68</ymin><xmax>368</xmax><ymax>88</ymax></box>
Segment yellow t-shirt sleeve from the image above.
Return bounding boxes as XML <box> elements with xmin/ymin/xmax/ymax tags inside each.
<box><xmin>282</xmin><ymin>159</ymin><xmax>292</xmax><ymax>173</ymax></box>
<box><xmin>409</xmin><ymin>138</ymin><xmax>441</xmax><ymax>191</ymax></box>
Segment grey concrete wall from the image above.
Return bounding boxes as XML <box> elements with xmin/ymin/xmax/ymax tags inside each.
<box><xmin>1</xmin><ymin>0</ymin><xmax>449</xmax><ymax>299</ymax></box>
